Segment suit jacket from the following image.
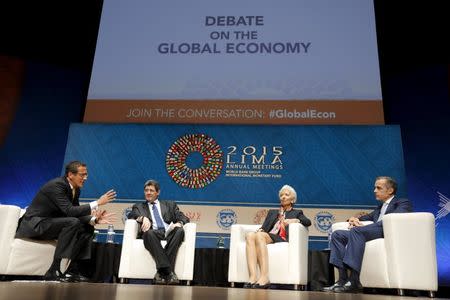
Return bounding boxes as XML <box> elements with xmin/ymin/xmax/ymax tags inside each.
<box><xmin>359</xmin><ymin>196</ymin><xmax>413</xmax><ymax>223</ymax></box>
<box><xmin>16</xmin><ymin>176</ymin><xmax>92</xmax><ymax>238</ymax></box>
<box><xmin>128</xmin><ymin>200</ymin><xmax>189</xmax><ymax>238</ymax></box>
<box><xmin>260</xmin><ymin>208</ymin><xmax>311</xmax><ymax>242</ymax></box>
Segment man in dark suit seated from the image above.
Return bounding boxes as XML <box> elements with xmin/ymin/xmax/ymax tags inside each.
<box><xmin>323</xmin><ymin>176</ymin><xmax>413</xmax><ymax>293</ymax></box>
<box><xmin>15</xmin><ymin>160</ymin><xmax>116</xmax><ymax>282</ymax></box>
<box><xmin>128</xmin><ymin>179</ymin><xmax>189</xmax><ymax>285</ymax></box>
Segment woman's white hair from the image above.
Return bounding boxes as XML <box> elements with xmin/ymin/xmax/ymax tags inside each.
<box><xmin>279</xmin><ymin>184</ymin><xmax>297</xmax><ymax>204</ymax></box>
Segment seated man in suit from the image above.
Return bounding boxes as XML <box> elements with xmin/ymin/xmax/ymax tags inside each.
<box><xmin>323</xmin><ymin>176</ymin><xmax>413</xmax><ymax>293</ymax></box>
<box><xmin>128</xmin><ymin>179</ymin><xmax>189</xmax><ymax>285</ymax></box>
<box><xmin>15</xmin><ymin>160</ymin><xmax>116</xmax><ymax>282</ymax></box>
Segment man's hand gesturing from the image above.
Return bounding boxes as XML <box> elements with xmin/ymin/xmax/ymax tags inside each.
<box><xmin>98</xmin><ymin>189</ymin><xmax>117</xmax><ymax>206</ymax></box>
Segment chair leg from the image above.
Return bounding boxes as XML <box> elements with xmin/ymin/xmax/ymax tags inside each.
<box><xmin>397</xmin><ymin>289</ymin><xmax>404</xmax><ymax>296</ymax></box>
<box><xmin>119</xmin><ymin>278</ymin><xmax>128</xmax><ymax>284</ymax></box>
<box><xmin>186</xmin><ymin>280</ymin><xmax>191</xmax><ymax>286</ymax></box>
<box><xmin>429</xmin><ymin>291</ymin><xmax>435</xmax><ymax>298</ymax></box>
<box><xmin>230</xmin><ymin>282</ymin><xmax>235</xmax><ymax>288</ymax></box>
<box><xmin>293</xmin><ymin>284</ymin><xmax>299</xmax><ymax>290</ymax></box>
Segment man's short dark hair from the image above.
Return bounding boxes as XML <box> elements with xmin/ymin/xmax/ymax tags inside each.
<box><xmin>376</xmin><ymin>176</ymin><xmax>397</xmax><ymax>194</ymax></box>
<box><xmin>144</xmin><ymin>179</ymin><xmax>160</xmax><ymax>192</ymax></box>
<box><xmin>65</xmin><ymin>161</ymin><xmax>86</xmax><ymax>176</ymax></box>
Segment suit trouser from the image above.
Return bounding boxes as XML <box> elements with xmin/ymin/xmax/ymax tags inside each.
<box><xmin>37</xmin><ymin>217</ymin><xmax>93</xmax><ymax>261</ymax></box>
<box><xmin>329</xmin><ymin>222</ymin><xmax>384</xmax><ymax>273</ymax></box>
<box><xmin>142</xmin><ymin>227</ymin><xmax>185</xmax><ymax>272</ymax></box>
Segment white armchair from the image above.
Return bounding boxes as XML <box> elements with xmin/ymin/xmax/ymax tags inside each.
<box><xmin>0</xmin><ymin>204</ymin><xmax>56</xmax><ymax>276</ymax></box>
<box><xmin>331</xmin><ymin>212</ymin><xmax>437</xmax><ymax>296</ymax></box>
<box><xmin>228</xmin><ymin>223</ymin><xmax>309</xmax><ymax>290</ymax></box>
<box><xmin>118</xmin><ymin>219</ymin><xmax>196</xmax><ymax>284</ymax></box>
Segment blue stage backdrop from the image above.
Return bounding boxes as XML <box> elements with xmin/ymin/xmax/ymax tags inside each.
<box><xmin>64</xmin><ymin>124</ymin><xmax>406</xmax><ymax>205</ymax></box>
<box><xmin>62</xmin><ymin>123</ymin><xmax>407</xmax><ymax>249</ymax></box>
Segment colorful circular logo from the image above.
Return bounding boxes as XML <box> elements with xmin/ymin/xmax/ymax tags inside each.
<box><xmin>216</xmin><ymin>209</ymin><xmax>237</xmax><ymax>230</ymax></box>
<box><xmin>166</xmin><ymin>133</ymin><xmax>223</xmax><ymax>189</ymax></box>
<box><xmin>314</xmin><ymin>211</ymin><xmax>335</xmax><ymax>233</ymax></box>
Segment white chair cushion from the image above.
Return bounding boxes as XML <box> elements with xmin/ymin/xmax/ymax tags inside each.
<box><xmin>7</xmin><ymin>238</ymin><xmax>56</xmax><ymax>276</ymax></box>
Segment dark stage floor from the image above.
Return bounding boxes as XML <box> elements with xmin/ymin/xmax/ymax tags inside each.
<box><xmin>0</xmin><ymin>282</ymin><xmax>448</xmax><ymax>300</ymax></box>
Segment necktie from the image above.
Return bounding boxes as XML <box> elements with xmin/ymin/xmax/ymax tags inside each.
<box><xmin>152</xmin><ymin>204</ymin><xmax>165</xmax><ymax>230</ymax></box>
<box><xmin>377</xmin><ymin>202</ymin><xmax>389</xmax><ymax>222</ymax></box>
<box><xmin>72</xmin><ymin>188</ymin><xmax>76</xmax><ymax>200</ymax></box>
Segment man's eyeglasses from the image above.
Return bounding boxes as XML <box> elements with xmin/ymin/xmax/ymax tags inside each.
<box><xmin>77</xmin><ymin>173</ymin><xmax>88</xmax><ymax>178</ymax></box>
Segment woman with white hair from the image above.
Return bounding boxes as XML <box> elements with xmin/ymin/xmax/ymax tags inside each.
<box><xmin>244</xmin><ymin>184</ymin><xmax>311</xmax><ymax>289</ymax></box>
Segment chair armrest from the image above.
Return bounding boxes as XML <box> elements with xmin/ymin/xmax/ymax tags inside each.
<box><xmin>182</xmin><ymin>222</ymin><xmax>197</xmax><ymax>245</ymax></box>
<box><xmin>230</xmin><ymin>224</ymin><xmax>260</xmax><ymax>246</ymax></box>
<box><xmin>0</xmin><ymin>205</ymin><xmax>22</xmax><ymax>274</ymax></box>
<box><xmin>331</xmin><ymin>220</ymin><xmax>373</xmax><ymax>232</ymax></box>
<box><xmin>382</xmin><ymin>212</ymin><xmax>437</xmax><ymax>290</ymax></box>
<box><xmin>118</xmin><ymin>219</ymin><xmax>140</xmax><ymax>279</ymax></box>
<box><xmin>179</xmin><ymin>222</ymin><xmax>196</xmax><ymax>279</ymax></box>
<box><xmin>228</xmin><ymin>224</ymin><xmax>260</xmax><ymax>282</ymax></box>
<box><xmin>122</xmin><ymin>219</ymin><xmax>139</xmax><ymax>244</ymax></box>
<box><xmin>331</xmin><ymin>221</ymin><xmax>349</xmax><ymax>231</ymax></box>
<box><xmin>229</xmin><ymin>224</ymin><xmax>260</xmax><ymax>257</ymax></box>
<box><xmin>287</xmin><ymin>223</ymin><xmax>309</xmax><ymax>279</ymax></box>
<box><xmin>383</xmin><ymin>212</ymin><xmax>436</xmax><ymax>251</ymax></box>
<box><xmin>288</xmin><ymin>223</ymin><xmax>309</xmax><ymax>248</ymax></box>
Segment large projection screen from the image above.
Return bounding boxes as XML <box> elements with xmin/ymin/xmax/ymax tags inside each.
<box><xmin>85</xmin><ymin>0</ymin><xmax>383</xmax><ymax>124</ymax></box>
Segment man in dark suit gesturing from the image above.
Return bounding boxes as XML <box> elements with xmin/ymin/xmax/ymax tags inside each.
<box><xmin>128</xmin><ymin>179</ymin><xmax>189</xmax><ymax>285</ymax></box>
<box><xmin>15</xmin><ymin>161</ymin><xmax>116</xmax><ymax>282</ymax></box>
<box><xmin>323</xmin><ymin>176</ymin><xmax>413</xmax><ymax>293</ymax></box>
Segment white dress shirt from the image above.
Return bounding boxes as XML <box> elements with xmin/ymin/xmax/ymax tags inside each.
<box><xmin>377</xmin><ymin>196</ymin><xmax>394</xmax><ymax>222</ymax></box>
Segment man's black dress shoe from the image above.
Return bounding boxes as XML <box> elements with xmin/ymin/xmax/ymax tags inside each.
<box><xmin>153</xmin><ymin>272</ymin><xmax>166</xmax><ymax>284</ymax></box>
<box><xmin>43</xmin><ymin>270</ymin><xmax>70</xmax><ymax>282</ymax></box>
<box><xmin>333</xmin><ymin>281</ymin><xmax>363</xmax><ymax>293</ymax></box>
<box><xmin>253</xmin><ymin>283</ymin><xmax>271</xmax><ymax>289</ymax></box>
<box><xmin>322</xmin><ymin>281</ymin><xmax>344</xmax><ymax>292</ymax></box>
<box><xmin>64</xmin><ymin>271</ymin><xmax>91</xmax><ymax>283</ymax></box>
<box><xmin>166</xmin><ymin>272</ymin><xmax>180</xmax><ymax>285</ymax></box>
